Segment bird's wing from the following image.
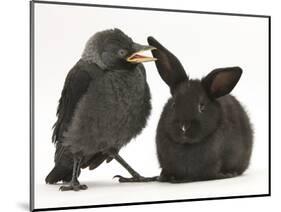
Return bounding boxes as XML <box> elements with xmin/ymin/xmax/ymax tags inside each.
<box><xmin>52</xmin><ymin>60</ymin><xmax>94</xmax><ymax>144</ymax></box>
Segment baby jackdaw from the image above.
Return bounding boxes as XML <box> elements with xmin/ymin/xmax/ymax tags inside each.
<box><xmin>45</xmin><ymin>28</ymin><xmax>157</xmax><ymax>191</ymax></box>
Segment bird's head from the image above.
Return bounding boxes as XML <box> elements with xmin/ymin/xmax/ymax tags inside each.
<box><xmin>82</xmin><ymin>28</ymin><xmax>157</xmax><ymax>70</ymax></box>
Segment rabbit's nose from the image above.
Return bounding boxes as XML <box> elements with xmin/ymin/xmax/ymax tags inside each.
<box><xmin>181</xmin><ymin>123</ymin><xmax>191</xmax><ymax>133</ymax></box>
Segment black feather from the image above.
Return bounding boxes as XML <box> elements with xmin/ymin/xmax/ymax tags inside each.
<box><xmin>46</xmin><ymin>60</ymin><xmax>97</xmax><ymax>184</ymax></box>
<box><xmin>52</xmin><ymin>59</ymin><xmax>93</xmax><ymax>143</ymax></box>
<box><xmin>46</xmin><ymin>29</ymin><xmax>152</xmax><ymax>186</ymax></box>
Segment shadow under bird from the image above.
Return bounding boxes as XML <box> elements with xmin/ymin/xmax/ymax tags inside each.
<box><xmin>45</xmin><ymin>29</ymin><xmax>157</xmax><ymax>191</ymax></box>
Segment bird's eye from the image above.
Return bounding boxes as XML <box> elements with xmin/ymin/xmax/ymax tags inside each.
<box><xmin>198</xmin><ymin>103</ymin><xmax>206</xmax><ymax>113</ymax></box>
<box><xmin>118</xmin><ymin>49</ymin><xmax>127</xmax><ymax>57</ymax></box>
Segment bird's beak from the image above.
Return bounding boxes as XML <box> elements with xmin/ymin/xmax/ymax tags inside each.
<box><xmin>126</xmin><ymin>43</ymin><xmax>157</xmax><ymax>63</ymax></box>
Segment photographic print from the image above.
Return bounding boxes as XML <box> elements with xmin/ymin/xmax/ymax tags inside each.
<box><xmin>30</xmin><ymin>1</ymin><xmax>270</xmax><ymax>211</ymax></box>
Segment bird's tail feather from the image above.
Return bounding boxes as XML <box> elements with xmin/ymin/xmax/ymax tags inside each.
<box><xmin>45</xmin><ymin>165</ymin><xmax>73</xmax><ymax>184</ymax></box>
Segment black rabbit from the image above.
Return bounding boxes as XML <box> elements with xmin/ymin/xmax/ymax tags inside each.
<box><xmin>147</xmin><ymin>36</ymin><xmax>253</xmax><ymax>183</ymax></box>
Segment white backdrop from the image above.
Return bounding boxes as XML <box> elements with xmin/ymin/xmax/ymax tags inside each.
<box><xmin>32</xmin><ymin>2</ymin><xmax>269</xmax><ymax>209</ymax></box>
<box><xmin>3</xmin><ymin>0</ymin><xmax>281</xmax><ymax>212</ymax></box>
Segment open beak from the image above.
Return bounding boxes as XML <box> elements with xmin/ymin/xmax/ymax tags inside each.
<box><xmin>126</xmin><ymin>44</ymin><xmax>157</xmax><ymax>63</ymax></box>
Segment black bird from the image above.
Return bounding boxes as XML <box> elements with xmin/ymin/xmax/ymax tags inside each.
<box><xmin>45</xmin><ymin>28</ymin><xmax>157</xmax><ymax>191</ymax></box>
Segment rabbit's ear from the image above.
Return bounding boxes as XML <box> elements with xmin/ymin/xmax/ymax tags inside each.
<box><xmin>147</xmin><ymin>36</ymin><xmax>188</xmax><ymax>92</ymax></box>
<box><xmin>202</xmin><ymin>67</ymin><xmax>242</xmax><ymax>98</ymax></box>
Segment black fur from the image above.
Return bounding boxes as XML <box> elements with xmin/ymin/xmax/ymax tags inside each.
<box><xmin>148</xmin><ymin>36</ymin><xmax>253</xmax><ymax>183</ymax></box>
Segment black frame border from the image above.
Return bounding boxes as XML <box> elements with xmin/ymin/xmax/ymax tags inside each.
<box><xmin>30</xmin><ymin>1</ymin><xmax>271</xmax><ymax>211</ymax></box>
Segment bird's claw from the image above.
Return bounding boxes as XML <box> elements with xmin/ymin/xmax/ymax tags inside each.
<box><xmin>113</xmin><ymin>175</ymin><xmax>158</xmax><ymax>183</ymax></box>
<box><xmin>59</xmin><ymin>184</ymin><xmax>88</xmax><ymax>191</ymax></box>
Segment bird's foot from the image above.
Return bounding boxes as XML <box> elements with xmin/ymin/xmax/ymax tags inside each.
<box><xmin>59</xmin><ymin>182</ymin><xmax>88</xmax><ymax>191</ymax></box>
<box><xmin>113</xmin><ymin>175</ymin><xmax>158</xmax><ymax>183</ymax></box>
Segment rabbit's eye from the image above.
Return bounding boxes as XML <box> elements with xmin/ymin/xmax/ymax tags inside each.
<box><xmin>198</xmin><ymin>103</ymin><xmax>206</xmax><ymax>113</ymax></box>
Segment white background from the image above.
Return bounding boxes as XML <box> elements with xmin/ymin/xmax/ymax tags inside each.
<box><xmin>32</xmin><ymin>1</ymin><xmax>269</xmax><ymax>209</ymax></box>
<box><xmin>0</xmin><ymin>0</ymin><xmax>280</xmax><ymax>212</ymax></box>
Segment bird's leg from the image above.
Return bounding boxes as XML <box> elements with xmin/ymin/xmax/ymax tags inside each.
<box><xmin>59</xmin><ymin>157</ymin><xmax>88</xmax><ymax>191</ymax></box>
<box><xmin>111</xmin><ymin>152</ymin><xmax>157</xmax><ymax>183</ymax></box>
